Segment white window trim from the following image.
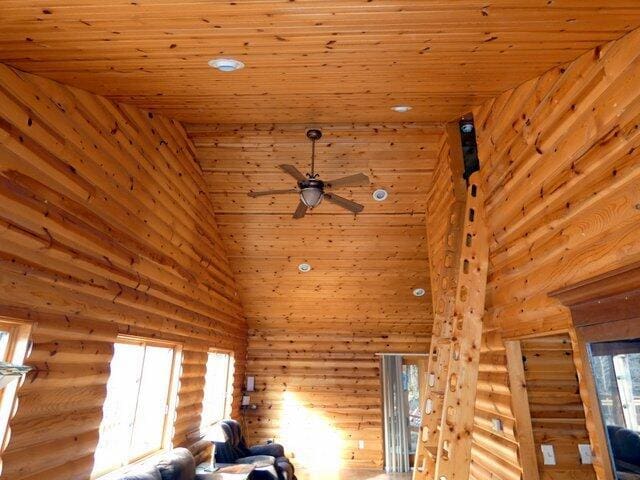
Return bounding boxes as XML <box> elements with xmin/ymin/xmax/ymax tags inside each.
<box><xmin>91</xmin><ymin>335</ymin><xmax>182</xmax><ymax>479</ymax></box>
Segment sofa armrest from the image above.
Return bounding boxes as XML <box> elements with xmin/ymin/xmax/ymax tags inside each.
<box><xmin>249</xmin><ymin>443</ymin><xmax>285</xmax><ymax>458</ymax></box>
<box><xmin>617</xmin><ymin>459</ymin><xmax>640</xmax><ymax>475</ymax></box>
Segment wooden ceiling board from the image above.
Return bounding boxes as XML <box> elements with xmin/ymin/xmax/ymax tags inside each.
<box><xmin>2</xmin><ymin>1</ymin><xmax>640</xmax><ymax>123</ymax></box>
<box><xmin>189</xmin><ymin>123</ymin><xmax>436</xmax><ymax>333</ymax></box>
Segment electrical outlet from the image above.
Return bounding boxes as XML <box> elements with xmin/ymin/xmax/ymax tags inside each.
<box><xmin>491</xmin><ymin>418</ymin><xmax>503</xmax><ymax>432</ymax></box>
<box><xmin>578</xmin><ymin>444</ymin><xmax>593</xmax><ymax>464</ymax></box>
<box><xmin>358</xmin><ymin>440</ymin><xmax>365</xmax><ymax>450</ymax></box>
<box><xmin>541</xmin><ymin>444</ymin><xmax>556</xmax><ymax>465</ymax></box>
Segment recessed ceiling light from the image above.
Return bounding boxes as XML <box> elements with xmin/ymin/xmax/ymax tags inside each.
<box><xmin>391</xmin><ymin>105</ymin><xmax>412</xmax><ymax>113</ymax></box>
<box><xmin>208</xmin><ymin>58</ymin><xmax>244</xmax><ymax>72</ymax></box>
<box><xmin>460</xmin><ymin>121</ymin><xmax>474</xmax><ymax>133</ymax></box>
<box><xmin>373</xmin><ymin>189</ymin><xmax>388</xmax><ymax>202</ymax></box>
<box><xmin>413</xmin><ymin>288</ymin><xmax>426</xmax><ymax>297</ymax></box>
<box><xmin>298</xmin><ymin>263</ymin><xmax>312</xmax><ymax>273</ymax></box>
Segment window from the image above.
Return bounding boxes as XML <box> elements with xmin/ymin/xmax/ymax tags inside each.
<box><xmin>591</xmin><ymin>340</ymin><xmax>640</xmax><ymax>431</ymax></box>
<box><xmin>92</xmin><ymin>336</ymin><xmax>181</xmax><ymax>477</ymax></box>
<box><xmin>200</xmin><ymin>351</ymin><xmax>234</xmax><ymax>431</ymax></box>
<box><xmin>0</xmin><ymin>319</ymin><xmax>32</xmax><ymax>451</ymax></box>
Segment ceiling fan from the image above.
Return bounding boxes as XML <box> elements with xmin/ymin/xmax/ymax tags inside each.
<box><xmin>247</xmin><ymin>129</ymin><xmax>370</xmax><ymax>219</ymax></box>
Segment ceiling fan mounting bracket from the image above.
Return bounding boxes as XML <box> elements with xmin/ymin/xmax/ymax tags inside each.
<box><xmin>306</xmin><ymin>129</ymin><xmax>322</xmax><ymax>141</ymax></box>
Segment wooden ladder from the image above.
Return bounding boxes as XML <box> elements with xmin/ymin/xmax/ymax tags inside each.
<box><xmin>413</xmin><ymin>171</ymin><xmax>489</xmax><ymax>480</ymax></box>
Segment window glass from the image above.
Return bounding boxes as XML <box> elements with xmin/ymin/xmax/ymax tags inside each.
<box><xmin>590</xmin><ymin>340</ymin><xmax>640</xmax><ymax>432</ymax></box>
<box><xmin>92</xmin><ymin>339</ymin><xmax>178</xmax><ymax>476</ymax></box>
<box><xmin>628</xmin><ymin>353</ymin><xmax>640</xmax><ymax>422</ymax></box>
<box><xmin>0</xmin><ymin>320</ymin><xmax>31</xmax><ymax>451</ymax></box>
<box><xmin>200</xmin><ymin>352</ymin><xmax>233</xmax><ymax>430</ymax></box>
<box><xmin>592</xmin><ymin>354</ymin><xmax>625</xmax><ymax>427</ymax></box>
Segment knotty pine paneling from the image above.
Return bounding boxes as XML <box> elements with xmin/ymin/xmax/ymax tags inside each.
<box><xmin>188</xmin><ymin>122</ymin><xmax>438</xmax><ymax>334</ymax></box>
<box><xmin>244</xmin><ymin>330</ymin><xmax>429</xmax><ymax>470</ymax></box>
<box><xmin>521</xmin><ymin>334</ymin><xmax>595</xmax><ymax>480</ymax></box>
<box><xmin>470</xmin><ymin>327</ymin><xmax>523</xmax><ymax>480</ymax></box>
<box><xmin>0</xmin><ymin>64</ymin><xmax>247</xmax><ymax>480</ymax></box>
<box><xmin>471</xmin><ymin>27</ymin><xmax>640</xmax><ymax>480</ymax></box>
<box><xmin>187</xmin><ymin>123</ymin><xmax>435</xmax><ymax>471</ymax></box>
<box><xmin>2</xmin><ymin>2</ymin><xmax>640</xmax><ymax>123</ymax></box>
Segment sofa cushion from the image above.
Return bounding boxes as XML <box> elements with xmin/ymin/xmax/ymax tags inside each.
<box><xmin>156</xmin><ymin>448</ymin><xmax>196</xmax><ymax>480</ymax></box>
<box><xmin>119</xmin><ymin>465</ymin><xmax>162</xmax><ymax>480</ymax></box>
<box><xmin>236</xmin><ymin>455</ymin><xmax>275</xmax><ymax>468</ymax></box>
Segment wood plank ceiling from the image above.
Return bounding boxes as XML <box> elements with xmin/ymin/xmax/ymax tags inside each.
<box><xmin>2</xmin><ymin>1</ymin><xmax>640</xmax><ymax>123</ymax></box>
<box><xmin>187</xmin><ymin>123</ymin><xmax>440</xmax><ymax>333</ymax></box>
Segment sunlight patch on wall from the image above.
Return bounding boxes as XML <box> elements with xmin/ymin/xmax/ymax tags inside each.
<box><xmin>279</xmin><ymin>391</ymin><xmax>343</xmax><ymax>478</ymax></box>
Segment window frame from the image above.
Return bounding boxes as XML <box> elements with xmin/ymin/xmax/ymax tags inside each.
<box><xmin>0</xmin><ymin>317</ymin><xmax>32</xmax><ymax>453</ymax></box>
<box><xmin>93</xmin><ymin>334</ymin><xmax>182</xmax><ymax>478</ymax></box>
<box><xmin>200</xmin><ymin>348</ymin><xmax>235</xmax><ymax>432</ymax></box>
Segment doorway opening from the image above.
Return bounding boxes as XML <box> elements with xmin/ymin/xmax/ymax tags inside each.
<box><xmin>380</xmin><ymin>354</ymin><xmax>427</xmax><ymax>473</ymax></box>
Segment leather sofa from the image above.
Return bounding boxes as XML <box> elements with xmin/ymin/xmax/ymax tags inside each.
<box><xmin>116</xmin><ymin>447</ymin><xmax>211</xmax><ymax>480</ymax></box>
<box><xmin>214</xmin><ymin>419</ymin><xmax>296</xmax><ymax>480</ymax></box>
<box><xmin>607</xmin><ymin>425</ymin><xmax>640</xmax><ymax>479</ymax></box>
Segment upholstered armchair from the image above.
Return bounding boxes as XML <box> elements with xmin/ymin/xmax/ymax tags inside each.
<box><xmin>214</xmin><ymin>419</ymin><xmax>296</xmax><ymax>480</ymax></box>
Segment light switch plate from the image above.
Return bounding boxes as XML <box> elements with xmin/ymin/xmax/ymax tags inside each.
<box><xmin>358</xmin><ymin>440</ymin><xmax>365</xmax><ymax>450</ymax></box>
<box><xmin>541</xmin><ymin>444</ymin><xmax>556</xmax><ymax>465</ymax></box>
<box><xmin>242</xmin><ymin>395</ymin><xmax>251</xmax><ymax>406</ymax></box>
<box><xmin>246</xmin><ymin>376</ymin><xmax>255</xmax><ymax>392</ymax></box>
<box><xmin>579</xmin><ymin>444</ymin><xmax>593</xmax><ymax>464</ymax></box>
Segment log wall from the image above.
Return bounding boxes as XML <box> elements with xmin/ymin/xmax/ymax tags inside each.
<box><xmin>187</xmin><ymin>122</ymin><xmax>438</xmax><ymax>471</ymax></box>
<box><xmin>0</xmin><ymin>64</ymin><xmax>247</xmax><ymax>479</ymax></box>
<box><xmin>469</xmin><ymin>26</ymin><xmax>640</xmax><ymax>480</ymax></box>
<box><xmin>245</xmin><ymin>330</ymin><xmax>428</xmax><ymax>470</ymax></box>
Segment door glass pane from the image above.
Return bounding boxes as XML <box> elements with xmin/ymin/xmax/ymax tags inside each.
<box><xmin>93</xmin><ymin>343</ymin><xmax>145</xmax><ymax>474</ymax></box>
<box><xmin>129</xmin><ymin>345</ymin><xmax>174</xmax><ymax>458</ymax></box>
<box><xmin>403</xmin><ymin>364</ymin><xmax>421</xmax><ymax>454</ymax></box>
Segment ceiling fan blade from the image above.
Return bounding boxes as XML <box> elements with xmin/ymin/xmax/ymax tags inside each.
<box><xmin>325</xmin><ymin>172</ymin><xmax>370</xmax><ymax>188</ymax></box>
<box><xmin>293</xmin><ymin>201</ymin><xmax>308</xmax><ymax>219</ymax></box>
<box><xmin>247</xmin><ymin>188</ymin><xmax>298</xmax><ymax>198</ymax></box>
<box><xmin>279</xmin><ymin>164</ymin><xmax>307</xmax><ymax>182</ymax></box>
<box><xmin>324</xmin><ymin>193</ymin><xmax>364</xmax><ymax>213</ymax></box>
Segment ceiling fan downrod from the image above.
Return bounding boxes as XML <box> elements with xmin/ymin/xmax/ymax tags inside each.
<box><xmin>306</xmin><ymin>129</ymin><xmax>322</xmax><ymax>178</ymax></box>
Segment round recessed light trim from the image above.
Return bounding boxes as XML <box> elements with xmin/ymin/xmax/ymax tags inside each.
<box><xmin>208</xmin><ymin>58</ymin><xmax>245</xmax><ymax>72</ymax></box>
<box><xmin>391</xmin><ymin>105</ymin><xmax>412</xmax><ymax>113</ymax></box>
<box><xmin>298</xmin><ymin>263</ymin><xmax>312</xmax><ymax>273</ymax></box>
<box><xmin>460</xmin><ymin>121</ymin><xmax>474</xmax><ymax>133</ymax></box>
<box><xmin>373</xmin><ymin>189</ymin><xmax>388</xmax><ymax>202</ymax></box>
<box><xmin>413</xmin><ymin>288</ymin><xmax>426</xmax><ymax>297</ymax></box>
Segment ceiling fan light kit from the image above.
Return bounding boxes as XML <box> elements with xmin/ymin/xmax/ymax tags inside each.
<box><xmin>246</xmin><ymin>129</ymin><xmax>371</xmax><ymax>219</ymax></box>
